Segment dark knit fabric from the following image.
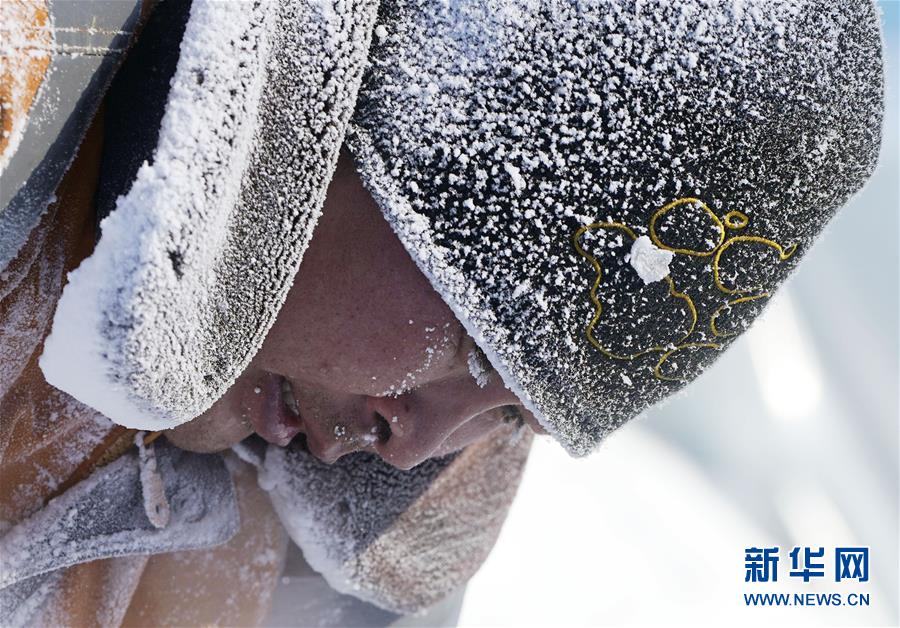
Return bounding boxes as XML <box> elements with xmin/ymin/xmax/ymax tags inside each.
<box><xmin>348</xmin><ymin>0</ymin><xmax>884</xmax><ymax>454</ymax></box>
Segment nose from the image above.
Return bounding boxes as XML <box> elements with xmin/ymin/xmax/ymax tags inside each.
<box><xmin>365</xmin><ymin>378</ymin><xmax>520</xmax><ymax>469</ymax></box>
<box><xmin>302</xmin><ymin>406</ymin><xmax>388</xmax><ymax>464</ymax></box>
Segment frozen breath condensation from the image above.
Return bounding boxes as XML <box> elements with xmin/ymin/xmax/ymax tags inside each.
<box><xmin>261</xmin><ymin>422</ymin><xmax>532</xmax><ymax>613</ymax></box>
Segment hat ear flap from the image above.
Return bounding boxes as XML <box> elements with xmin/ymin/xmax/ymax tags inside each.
<box><xmin>40</xmin><ymin>0</ymin><xmax>382</xmax><ymax>430</ymax></box>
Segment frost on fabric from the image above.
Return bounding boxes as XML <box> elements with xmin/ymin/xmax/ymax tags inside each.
<box><xmin>0</xmin><ymin>0</ymin><xmax>53</xmax><ymax>173</ymax></box>
<box><xmin>0</xmin><ymin>214</ymin><xmax>62</xmax><ymax>400</ymax></box>
<box><xmin>0</xmin><ymin>570</ymin><xmax>63</xmax><ymax>628</ymax></box>
<box><xmin>29</xmin><ymin>555</ymin><xmax>148</xmax><ymax>628</ymax></box>
<box><xmin>348</xmin><ymin>0</ymin><xmax>884</xmax><ymax>455</ymax></box>
<box><xmin>0</xmin><ymin>442</ymin><xmax>238</xmax><ymax>595</ymax></box>
<box><xmin>0</xmin><ymin>388</ymin><xmax>113</xmax><ymax>528</ymax></box>
<box><xmin>135</xmin><ymin>434</ymin><xmax>170</xmax><ymax>529</ymax></box>
<box><xmin>40</xmin><ymin>0</ymin><xmax>379</xmax><ymax>430</ymax></box>
<box><xmin>260</xmin><ymin>422</ymin><xmax>532</xmax><ymax>614</ymax></box>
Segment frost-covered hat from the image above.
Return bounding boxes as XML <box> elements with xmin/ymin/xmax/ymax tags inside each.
<box><xmin>347</xmin><ymin>0</ymin><xmax>884</xmax><ymax>454</ymax></box>
<box><xmin>41</xmin><ymin>0</ymin><xmax>381</xmax><ymax>427</ymax></box>
<box><xmin>39</xmin><ymin>0</ymin><xmax>882</xmax><ymax>457</ymax></box>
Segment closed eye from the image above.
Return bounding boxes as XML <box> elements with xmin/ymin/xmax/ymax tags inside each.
<box><xmin>500</xmin><ymin>404</ymin><xmax>525</xmax><ymax>428</ymax></box>
<box><xmin>464</xmin><ymin>339</ymin><xmax>545</xmax><ymax>434</ymax></box>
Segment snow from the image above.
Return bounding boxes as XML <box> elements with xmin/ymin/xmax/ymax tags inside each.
<box><xmin>39</xmin><ymin>0</ymin><xmax>380</xmax><ymax>430</ymax></box>
<box><xmin>503</xmin><ymin>162</ymin><xmax>526</xmax><ymax>193</ymax></box>
<box><xmin>629</xmin><ymin>235</ymin><xmax>674</xmax><ymax>284</ymax></box>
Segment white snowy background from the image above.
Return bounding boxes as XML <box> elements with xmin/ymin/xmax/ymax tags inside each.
<box><xmin>458</xmin><ymin>2</ymin><xmax>900</xmax><ymax>626</ymax></box>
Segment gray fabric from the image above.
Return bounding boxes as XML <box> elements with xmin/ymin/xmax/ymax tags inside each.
<box><xmin>263</xmin><ymin>444</ymin><xmax>457</xmax><ymax>612</ymax></box>
<box><xmin>263</xmin><ymin>541</ymin><xmax>402</xmax><ymax>628</ymax></box>
<box><xmin>0</xmin><ymin>571</ymin><xmax>64</xmax><ymax>628</ymax></box>
<box><xmin>39</xmin><ymin>0</ymin><xmax>381</xmax><ymax>431</ymax></box>
<box><xmin>0</xmin><ymin>441</ymin><xmax>239</xmax><ymax>624</ymax></box>
<box><xmin>262</xmin><ymin>540</ymin><xmax>466</xmax><ymax>628</ymax></box>
<box><xmin>261</xmin><ymin>424</ymin><xmax>532</xmax><ymax>614</ymax></box>
<box><xmin>264</xmin><ymin>444</ymin><xmax>458</xmax><ymax>561</ymax></box>
<box><xmin>347</xmin><ymin>0</ymin><xmax>885</xmax><ymax>455</ymax></box>
<box><xmin>0</xmin><ymin>0</ymin><xmax>141</xmax><ymax>268</ymax></box>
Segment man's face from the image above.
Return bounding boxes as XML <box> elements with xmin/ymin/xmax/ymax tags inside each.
<box><xmin>168</xmin><ymin>150</ymin><xmax>543</xmax><ymax>469</ymax></box>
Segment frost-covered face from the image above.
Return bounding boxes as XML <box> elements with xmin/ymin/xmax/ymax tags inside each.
<box><xmin>167</xmin><ymin>150</ymin><xmax>543</xmax><ymax>468</ymax></box>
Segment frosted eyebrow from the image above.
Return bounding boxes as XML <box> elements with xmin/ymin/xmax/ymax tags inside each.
<box><xmin>469</xmin><ymin>344</ymin><xmax>491</xmax><ymax>370</ymax></box>
<box><xmin>466</xmin><ymin>342</ymin><xmax>496</xmax><ymax>388</ymax></box>
<box><xmin>464</xmin><ymin>343</ymin><xmax>529</xmax><ymax>430</ymax></box>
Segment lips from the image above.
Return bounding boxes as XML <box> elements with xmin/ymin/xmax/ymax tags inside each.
<box><xmin>246</xmin><ymin>372</ymin><xmax>304</xmax><ymax>446</ymax></box>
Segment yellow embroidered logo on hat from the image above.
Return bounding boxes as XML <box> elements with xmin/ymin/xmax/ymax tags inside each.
<box><xmin>574</xmin><ymin>198</ymin><xmax>797</xmax><ymax>382</ymax></box>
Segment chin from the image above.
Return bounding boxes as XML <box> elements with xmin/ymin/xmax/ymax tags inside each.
<box><xmin>165</xmin><ymin>411</ymin><xmax>252</xmax><ymax>453</ymax></box>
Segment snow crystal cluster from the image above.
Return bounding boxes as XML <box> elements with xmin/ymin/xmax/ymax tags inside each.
<box><xmin>348</xmin><ymin>0</ymin><xmax>883</xmax><ymax>455</ymax></box>
<box><xmin>629</xmin><ymin>235</ymin><xmax>673</xmax><ymax>284</ymax></box>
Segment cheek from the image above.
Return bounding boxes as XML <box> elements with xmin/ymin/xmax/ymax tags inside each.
<box><xmin>431</xmin><ymin>410</ymin><xmax>507</xmax><ymax>457</ymax></box>
<box><xmin>166</xmin><ymin>387</ymin><xmax>253</xmax><ymax>452</ymax></box>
